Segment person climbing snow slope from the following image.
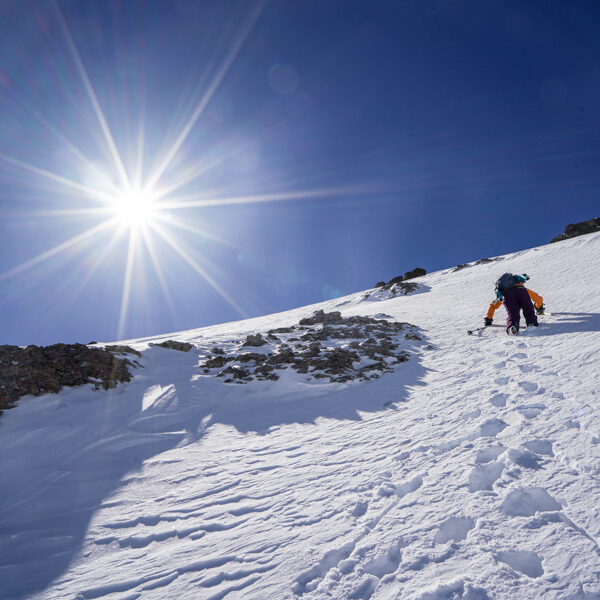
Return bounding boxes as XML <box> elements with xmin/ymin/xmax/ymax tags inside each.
<box><xmin>485</xmin><ymin>273</ymin><xmax>545</xmax><ymax>335</ymax></box>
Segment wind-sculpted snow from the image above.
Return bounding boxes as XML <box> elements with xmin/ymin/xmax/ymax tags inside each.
<box><xmin>1</xmin><ymin>232</ymin><xmax>600</xmax><ymax>599</ymax></box>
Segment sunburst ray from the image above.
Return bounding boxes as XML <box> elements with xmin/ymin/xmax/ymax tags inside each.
<box><xmin>0</xmin><ymin>218</ymin><xmax>117</xmax><ymax>282</ymax></box>
<box><xmin>117</xmin><ymin>228</ymin><xmax>138</xmax><ymax>340</ymax></box>
<box><xmin>145</xmin><ymin>2</ymin><xmax>265</xmax><ymax>191</ymax></box>
<box><xmin>149</xmin><ymin>221</ymin><xmax>246</xmax><ymax>318</ymax></box>
<box><xmin>140</xmin><ymin>227</ymin><xmax>179</xmax><ymax>326</ymax></box>
<box><xmin>0</xmin><ymin>154</ymin><xmax>118</xmax><ymax>204</ymax></box>
<box><xmin>154</xmin><ymin>184</ymin><xmax>379</xmax><ymax>210</ymax></box>
<box><xmin>152</xmin><ymin>212</ymin><xmax>238</xmax><ymax>248</ymax></box>
<box><xmin>43</xmin><ymin>225</ymin><xmax>127</xmax><ymax>313</ymax></box>
<box><xmin>54</xmin><ymin>2</ymin><xmax>130</xmax><ymax>189</ymax></box>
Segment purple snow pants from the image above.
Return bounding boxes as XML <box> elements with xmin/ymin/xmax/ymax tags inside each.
<box><xmin>503</xmin><ymin>286</ymin><xmax>538</xmax><ymax>330</ymax></box>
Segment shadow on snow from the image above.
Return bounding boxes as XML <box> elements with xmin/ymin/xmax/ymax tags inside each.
<box><xmin>0</xmin><ymin>339</ymin><xmax>428</xmax><ymax>599</ymax></box>
<box><xmin>535</xmin><ymin>312</ymin><xmax>600</xmax><ymax>336</ymax></box>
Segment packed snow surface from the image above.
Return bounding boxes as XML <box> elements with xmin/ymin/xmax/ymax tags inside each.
<box><xmin>1</xmin><ymin>233</ymin><xmax>600</xmax><ymax>600</ymax></box>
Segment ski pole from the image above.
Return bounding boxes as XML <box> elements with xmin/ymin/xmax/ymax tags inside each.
<box><xmin>467</xmin><ymin>326</ymin><xmax>486</xmax><ymax>335</ymax></box>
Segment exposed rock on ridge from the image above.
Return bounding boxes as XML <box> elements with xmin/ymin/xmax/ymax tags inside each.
<box><xmin>149</xmin><ymin>340</ymin><xmax>193</xmax><ymax>352</ymax></box>
<box><xmin>374</xmin><ymin>267</ymin><xmax>427</xmax><ymax>289</ymax></box>
<box><xmin>551</xmin><ymin>217</ymin><xmax>600</xmax><ymax>243</ymax></box>
<box><xmin>201</xmin><ymin>309</ymin><xmax>423</xmax><ymax>384</ymax></box>
<box><xmin>0</xmin><ymin>343</ymin><xmax>141</xmax><ymax>413</ymax></box>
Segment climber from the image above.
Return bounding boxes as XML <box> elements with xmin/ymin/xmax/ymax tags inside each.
<box><xmin>485</xmin><ymin>273</ymin><xmax>544</xmax><ymax>335</ymax></box>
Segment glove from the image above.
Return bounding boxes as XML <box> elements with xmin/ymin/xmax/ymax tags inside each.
<box><xmin>484</xmin><ymin>317</ymin><xmax>493</xmax><ymax>326</ymax></box>
<box><xmin>536</xmin><ymin>304</ymin><xmax>545</xmax><ymax>315</ymax></box>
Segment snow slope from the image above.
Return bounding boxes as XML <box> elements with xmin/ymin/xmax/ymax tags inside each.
<box><xmin>1</xmin><ymin>232</ymin><xmax>600</xmax><ymax>600</ymax></box>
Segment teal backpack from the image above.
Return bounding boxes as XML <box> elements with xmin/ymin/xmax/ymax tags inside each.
<box><xmin>495</xmin><ymin>273</ymin><xmax>529</xmax><ymax>300</ymax></box>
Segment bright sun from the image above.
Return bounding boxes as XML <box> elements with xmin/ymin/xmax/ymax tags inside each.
<box><xmin>113</xmin><ymin>187</ymin><xmax>157</xmax><ymax>228</ymax></box>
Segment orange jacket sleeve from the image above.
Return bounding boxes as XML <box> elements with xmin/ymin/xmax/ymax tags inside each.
<box><xmin>527</xmin><ymin>288</ymin><xmax>543</xmax><ymax>309</ymax></box>
<box><xmin>486</xmin><ymin>299</ymin><xmax>502</xmax><ymax>320</ymax></box>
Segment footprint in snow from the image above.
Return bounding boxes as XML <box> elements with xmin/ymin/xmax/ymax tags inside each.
<box><xmin>495</xmin><ymin>550</ymin><xmax>544</xmax><ymax>578</ymax></box>
<box><xmin>500</xmin><ymin>487</ymin><xmax>561</xmax><ymax>517</ymax></box>
<box><xmin>351</xmin><ymin>500</ymin><xmax>369</xmax><ymax>517</ymax></box>
<box><xmin>359</xmin><ymin>540</ymin><xmax>405</xmax><ymax>577</ymax></box>
<box><xmin>494</xmin><ymin>377</ymin><xmax>510</xmax><ymax>386</ymax></box>
<box><xmin>518</xmin><ymin>381</ymin><xmax>538</xmax><ymax>393</ymax></box>
<box><xmin>511</xmin><ymin>352</ymin><xmax>528</xmax><ymax>359</ymax></box>
<box><xmin>464</xmin><ymin>408</ymin><xmax>481</xmax><ymax>419</ymax></box>
<box><xmin>522</xmin><ymin>440</ymin><xmax>554</xmax><ymax>456</ymax></box>
<box><xmin>475</xmin><ymin>445</ymin><xmax>505</xmax><ymax>464</ymax></box>
<box><xmin>479</xmin><ymin>418</ymin><xmax>509</xmax><ymax>437</ymax></box>
<box><xmin>494</xmin><ymin>360</ymin><xmax>506</xmax><ymax>369</ymax></box>
<box><xmin>434</xmin><ymin>516</ymin><xmax>476</xmax><ymax>543</ymax></box>
<box><xmin>506</xmin><ymin>448</ymin><xmax>544</xmax><ymax>470</ymax></box>
<box><xmin>516</xmin><ymin>404</ymin><xmax>546</xmax><ymax>419</ymax></box>
<box><xmin>469</xmin><ymin>461</ymin><xmax>504</xmax><ymax>491</ymax></box>
<box><xmin>489</xmin><ymin>393</ymin><xmax>508</xmax><ymax>408</ymax></box>
<box><xmin>518</xmin><ymin>364</ymin><xmax>537</xmax><ymax>374</ymax></box>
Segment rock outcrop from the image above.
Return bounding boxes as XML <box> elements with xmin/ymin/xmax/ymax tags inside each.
<box><xmin>374</xmin><ymin>268</ymin><xmax>426</xmax><ymax>289</ymax></box>
<box><xmin>551</xmin><ymin>217</ymin><xmax>600</xmax><ymax>243</ymax></box>
<box><xmin>149</xmin><ymin>340</ymin><xmax>193</xmax><ymax>352</ymax></box>
<box><xmin>200</xmin><ymin>310</ymin><xmax>423</xmax><ymax>384</ymax></box>
<box><xmin>0</xmin><ymin>343</ymin><xmax>141</xmax><ymax>413</ymax></box>
<box><xmin>452</xmin><ymin>257</ymin><xmax>499</xmax><ymax>272</ymax></box>
<box><xmin>358</xmin><ymin>281</ymin><xmax>419</xmax><ymax>302</ymax></box>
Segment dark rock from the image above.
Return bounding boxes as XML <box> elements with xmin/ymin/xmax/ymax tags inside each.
<box><xmin>315</xmin><ymin>348</ymin><xmax>360</xmax><ymax>374</ymax></box>
<box><xmin>255</xmin><ymin>365</ymin><xmax>279</xmax><ymax>380</ymax></box>
<box><xmin>374</xmin><ymin>281</ymin><xmax>386</xmax><ymax>288</ymax></box>
<box><xmin>0</xmin><ymin>343</ymin><xmax>139</xmax><ymax>413</ymax></box>
<box><xmin>203</xmin><ymin>310</ymin><xmax>424</xmax><ymax>386</ymax></box>
<box><xmin>300</xmin><ymin>328</ymin><xmax>333</xmax><ymax>342</ymax></box>
<box><xmin>391</xmin><ymin>282</ymin><xmax>418</xmax><ymax>295</ymax></box>
<box><xmin>453</xmin><ymin>264</ymin><xmax>469</xmax><ymax>272</ymax></box>
<box><xmin>308</xmin><ymin>342</ymin><xmax>321</xmax><ymax>355</ymax></box>
<box><xmin>299</xmin><ymin>310</ymin><xmax>344</xmax><ymax>326</ymax></box>
<box><xmin>105</xmin><ymin>344</ymin><xmax>142</xmax><ymax>357</ymax></box>
<box><xmin>387</xmin><ymin>275</ymin><xmax>404</xmax><ymax>285</ymax></box>
<box><xmin>211</xmin><ymin>347</ymin><xmax>225</xmax><ymax>355</ymax></box>
<box><xmin>363</xmin><ymin>281</ymin><xmax>418</xmax><ymax>299</ymax></box>
<box><xmin>551</xmin><ymin>217</ymin><xmax>600</xmax><ymax>243</ymax></box>
<box><xmin>217</xmin><ymin>365</ymin><xmax>250</xmax><ymax>379</ymax></box>
<box><xmin>149</xmin><ymin>340</ymin><xmax>193</xmax><ymax>352</ymax></box>
<box><xmin>203</xmin><ymin>355</ymin><xmax>232</xmax><ymax>369</ymax></box>
<box><xmin>242</xmin><ymin>333</ymin><xmax>268</xmax><ymax>347</ymax></box>
<box><xmin>268</xmin><ymin>326</ymin><xmax>296</xmax><ymax>334</ymax></box>
<box><xmin>405</xmin><ymin>333</ymin><xmax>422</xmax><ymax>341</ymax></box>
<box><xmin>403</xmin><ymin>267</ymin><xmax>426</xmax><ymax>280</ymax></box>
<box><xmin>346</xmin><ymin>315</ymin><xmax>380</xmax><ymax>325</ymax></box>
<box><xmin>267</xmin><ymin>348</ymin><xmax>296</xmax><ymax>366</ymax></box>
<box><xmin>237</xmin><ymin>353</ymin><xmax>268</xmax><ymax>363</ymax></box>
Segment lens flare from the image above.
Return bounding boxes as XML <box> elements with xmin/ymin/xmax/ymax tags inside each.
<box><xmin>113</xmin><ymin>187</ymin><xmax>157</xmax><ymax>228</ymax></box>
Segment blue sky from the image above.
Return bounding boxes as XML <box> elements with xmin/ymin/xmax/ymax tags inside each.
<box><xmin>1</xmin><ymin>0</ymin><xmax>599</xmax><ymax>346</ymax></box>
